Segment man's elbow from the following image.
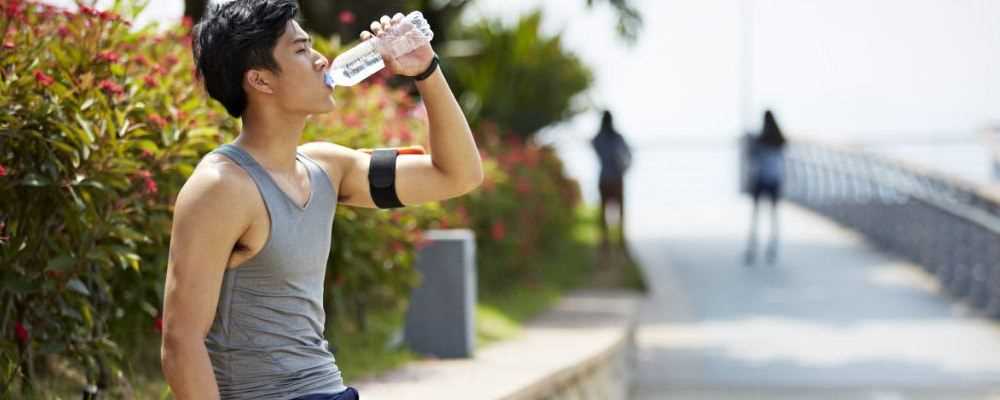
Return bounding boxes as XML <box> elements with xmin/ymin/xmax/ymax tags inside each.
<box><xmin>458</xmin><ymin>162</ymin><xmax>484</xmax><ymax>193</ymax></box>
<box><xmin>160</xmin><ymin>331</ymin><xmax>200</xmax><ymax>372</ymax></box>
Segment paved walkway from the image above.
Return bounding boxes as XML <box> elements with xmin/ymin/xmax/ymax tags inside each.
<box><xmin>353</xmin><ymin>291</ymin><xmax>639</xmax><ymax>400</ymax></box>
<box><xmin>624</xmin><ymin>146</ymin><xmax>1000</xmax><ymax>399</ymax></box>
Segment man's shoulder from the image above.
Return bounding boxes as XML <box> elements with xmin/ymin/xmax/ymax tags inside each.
<box><xmin>298</xmin><ymin>141</ymin><xmax>355</xmax><ymax>179</ymax></box>
<box><xmin>298</xmin><ymin>140</ymin><xmax>355</xmax><ymax>160</ymax></box>
<box><xmin>175</xmin><ymin>152</ymin><xmax>257</xmax><ymax>213</ymax></box>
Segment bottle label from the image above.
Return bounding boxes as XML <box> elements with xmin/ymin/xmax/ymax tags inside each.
<box><xmin>342</xmin><ymin>50</ymin><xmax>385</xmax><ymax>81</ymax></box>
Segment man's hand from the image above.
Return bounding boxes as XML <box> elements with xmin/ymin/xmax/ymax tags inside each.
<box><xmin>360</xmin><ymin>13</ymin><xmax>436</xmax><ymax>77</ymax></box>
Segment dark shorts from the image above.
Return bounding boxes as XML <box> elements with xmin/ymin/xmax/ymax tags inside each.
<box><xmin>292</xmin><ymin>387</ymin><xmax>359</xmax><ymax>400</ymax></box>
<box><xmin>752</xmin><ymin>179</ymin><xmax>781</xmax><ymax>202</ymax></box>
<box><xmin>599</xmin><ymin>179</ymin><xmax>624</xmax><ymax>203</ymax></box>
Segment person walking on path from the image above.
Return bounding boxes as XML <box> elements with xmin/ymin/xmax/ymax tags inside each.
<box><xmin>160</xmin><ymin>2</ymin><xmax>483</xmax><ymax>399</ymax></box>
<box><xmin>591</xmin><ymin>110</ymin><xmax>633</xmax><ymax>262</ymax></box>
<box><xmin>744</xmin><ymin>110</ymin><xmax>787</xmax><ymax>265</ymax></box>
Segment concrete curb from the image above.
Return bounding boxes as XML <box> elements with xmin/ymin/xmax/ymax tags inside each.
<box><xmin>353</xmin><ymin>289</ymin><xmax>642</xmax><ymax>400</ymax></box>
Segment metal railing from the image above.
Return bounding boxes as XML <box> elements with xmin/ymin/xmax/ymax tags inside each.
<box><xmin>783</xmin><ymin>141</ymin><xmax>1000</xmax><ymax>317</ymax></box>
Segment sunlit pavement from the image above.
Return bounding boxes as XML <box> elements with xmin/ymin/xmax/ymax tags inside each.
<box><xmin>623</xmin><ymin>146</ymin><xmax>1000</xmax><ymax>399</ymax></box>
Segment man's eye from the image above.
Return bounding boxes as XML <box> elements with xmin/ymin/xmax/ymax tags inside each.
<box><xmin>298</xmin><ymin>48</ymin><xmax>307</xmax><ymax>54</ymax></box>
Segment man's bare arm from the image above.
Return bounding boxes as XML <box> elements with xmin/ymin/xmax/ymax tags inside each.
<box><xmin>161</xmin><ymin>159</ymin><xmax>253</xmax><ymax>399</ymax></box>
<box><xmin>302</xmin><ymin>68</ymin><xmax>482</xmax><ymax>208</ymax></box>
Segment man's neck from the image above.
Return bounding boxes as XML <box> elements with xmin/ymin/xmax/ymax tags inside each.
<box><xmin>234</xmin><ymin>103</ymin><xmax>307</xmax><ymax>174</ymax></box>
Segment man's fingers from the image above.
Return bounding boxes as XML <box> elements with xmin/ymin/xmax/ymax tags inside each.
<box><xmin>392</xmin><ymin>13</ymin><xmax>404</xmax><ymax>23</ymax></box>
<box><xmin>380</xmin><ymin>15</ymin><xmax>392</xmax><ymax>26</ymax></box>
<box><xmin>360</xmin><ymin>31</ymin><xmax>373</xmax><ymax>41</ymax></box>
<box><xmin>370</xmin><ymin>21</ymin><xmax>382</xmax><ymax>35</ymax></box>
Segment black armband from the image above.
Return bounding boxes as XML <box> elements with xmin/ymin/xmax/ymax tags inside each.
<box><xmin>369</xmin><ymin>149</ymin><xmax>404</xmax><ymax>209</ymax></box>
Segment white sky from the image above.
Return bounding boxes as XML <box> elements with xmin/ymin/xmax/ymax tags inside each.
<box><xmin>44</xmin><ymin>0</ymin><xmax>1000</xmax><ymax>145</ymax></box>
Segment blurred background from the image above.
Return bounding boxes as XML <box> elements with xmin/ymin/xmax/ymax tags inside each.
<box><xmin>4</xmin><ymin>0</ymin><xmax>1000</xmax><ymax>398</ymax></box>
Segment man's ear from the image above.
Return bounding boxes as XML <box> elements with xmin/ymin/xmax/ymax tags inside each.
<box><xmin>245</xmin><ymin>69</ymin><xmax>275</xmax><ymax>95</ymax></box>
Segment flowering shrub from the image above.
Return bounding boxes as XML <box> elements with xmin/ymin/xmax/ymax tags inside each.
<box><xmin>0</xmin><ymin>0</ymin><xmax>584</xmax><ymax>394</ymax></box>
<box><xmin>0</xmin><ymin>1</ymin><xmax>441</xmax><ymax>394</ymax></box>
<box><xmin>437</xmin><ymin>122</ymin><xmax>581</xmax><ymax>293</ymax></box>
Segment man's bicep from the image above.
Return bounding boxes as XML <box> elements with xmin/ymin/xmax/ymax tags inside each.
<box><xmin>339</xmin><ymin>151</ymin><xmax>468</xmax><ymax>208</ymax></box>
<box><xmin>163</xmin><ymin>173</ymin><xmax>248</xmax><ymax>340</ymax></box>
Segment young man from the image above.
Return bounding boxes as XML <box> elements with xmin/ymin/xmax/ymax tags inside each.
<box><xmin>160</xmin><ymin>1</ymin><xmax>483</xmax><ymax>399</ymax></box>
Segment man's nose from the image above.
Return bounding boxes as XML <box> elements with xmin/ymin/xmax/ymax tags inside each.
<box><xmin>315</xmin><ymin>54</ymin><xmax>330</xmax><ymax>71</ymax></box>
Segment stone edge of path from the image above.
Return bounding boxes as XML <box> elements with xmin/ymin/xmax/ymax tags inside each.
<box><xmin>353</xmin><ymin>289</ymin><xmax>643</xmax><ymax>400</ymax></box>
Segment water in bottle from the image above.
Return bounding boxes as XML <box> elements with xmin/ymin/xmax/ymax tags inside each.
<box><xmin>324</xmin><ymin>11</ymin><xmax>434</xmax><ymax>88</ymax></box>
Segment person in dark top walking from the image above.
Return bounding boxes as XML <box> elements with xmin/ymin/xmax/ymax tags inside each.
<box><xmin>744</xmin><ymin>110</ymin><xmax>787</xmax><ymax>265</ymax></box>
<box><xmin>592</xmin><ymin>110</ymin><xmax>633</xmax><ymax>259</ymax></box>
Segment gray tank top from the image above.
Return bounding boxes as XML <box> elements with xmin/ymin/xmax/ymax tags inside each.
<box><xmin>205</xmin><ymin>144</ymin><xmax>347</xmax><ymax>400</ymax></box>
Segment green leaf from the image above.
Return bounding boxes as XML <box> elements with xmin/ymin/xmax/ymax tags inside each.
<box><xmin>21</xmin><ymin>173</ymin><xmax>49</xmax><ymax>187</ymax></box>
<box><xmin>75</xmin><ymin>113</ymin><xmax>95</xmax><ymax>145</ymax></box>
<box><xmin>46</xmin><ymin>255</ymin><xmax>76</xmax><ymax>272</ymax></box>
<box><xmin>140</xmin><ymin>301</ymin><xmax>158</xmax><ymax>317</ymax></box>
<box><xmin>66</xmin><ymin>278</ymin><xmax>91</xmax><ymax>297</ymax></box>
<box><xmin>61</xmin><ymin>305</ymin><xmax>83</xmax><ymax>321</ymax></box>
<box><xmin>112</xmin><ymin>225</ymin><xmax>149</xmax><ymax>243</ymax></box>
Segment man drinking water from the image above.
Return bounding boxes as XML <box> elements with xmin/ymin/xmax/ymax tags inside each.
<box><xmin>159</xmin><ymin>1</ymin><xmax>483</xmax><ymax>399</ymax></box>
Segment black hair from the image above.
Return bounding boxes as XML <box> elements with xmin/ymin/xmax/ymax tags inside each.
<box><xmin>758</xmin><ymin>110</ymin><xmax>786</xmax><ymax>148</ymax></box>
<box><xmin>192</xmin><ymin>0</ymin><xmax>300</xmax><ymax>118</ymax></box>
<box><xmin>601</xmin><ymin>110</ymin><xmax>614</xmax><ymax>132</ymax></box>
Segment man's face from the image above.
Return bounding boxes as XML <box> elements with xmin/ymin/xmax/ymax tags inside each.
<box><xmin>253</xmin><ymin>20</ymin><xmax>334</xmax><ymax>115</ymax></box>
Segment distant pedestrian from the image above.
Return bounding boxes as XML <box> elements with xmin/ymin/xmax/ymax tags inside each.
<box><xmin>592</xmin><ymin>110</ymin><xmax>633</xmax><ymax>259</ymax></box>
<box><xmin>744</xmin><ymin>110</ymin><xmax>787</xmax><ymax>265</ymax></box>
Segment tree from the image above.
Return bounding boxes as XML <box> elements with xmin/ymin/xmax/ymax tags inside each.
<box><xmin>447</xmin><ymin>11</ymin><xmax>593</xmax><ymax>138</ymax></box>
<box><xmin>183</xmin><ymin>0</ymin><xmax>641</xmax><ymax>44</ymax></box>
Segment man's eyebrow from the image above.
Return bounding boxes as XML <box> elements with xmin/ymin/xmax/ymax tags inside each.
<box><xmin>292</xmin><ymin>36</ymin><xmax>312</xmax><ymax>45</ymax></box>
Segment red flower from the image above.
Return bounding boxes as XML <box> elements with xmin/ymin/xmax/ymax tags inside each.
<box><xmin>344</xmin><ymin>112</ymin><xmax>361</xmax><ymax>128</ymax></box>
<box><xmin>79</xmin><ymin>6</ymin><xmax>98</xmax><ymax>17</ymax></box>
<box><xmin>164</xmin><ymin>54</ymin><xmax>179</xmax><ymax>68</ymax></box>
<box><xmin>57</xmin><ymin>26</ymin><xmax>71</xmax><ymax>38</ymax></box>
<box><xmin>98</xmin><ymin>79</ymin><xmax>124</xmax><ymax>96</ymax></box>
<box><xmin>412</xmin><ymin>231</ymin><xmax>431</xmax><ymax>250</ymax></box>
<box><xmin>2</xmin><ymin>40</ymin><xmax>13</xmax><ymax>50</ymax></box>
<box><xmin>131</xmin><ymin>55</ymin><xmax>149</xmax><ymax>67</ymax></box>
<box><xmin>523</xmin><ymin>148</ymin><xmax>540</xmax><ymax>167</ymax></box>
<box><xmin>491</xmin><ymin>221</ymin><xmax>506</xmax><ymax>241</ymax></box>
<box><xmin>0</xmin><ymin>164</ymin><xmax>7</xmax><ymax>177</ymax></box>
<box><xmin>33</xmin><ymin>70</ymin><xmax>54</xmax><ymax>87</ymax></box>
<box><xmin>135</xmin><ymin>170</ymin><xmax>158</xmax><ymax>194</ymax></box>
<box><xmin>181</xmin><ymin>15</ymin><xmax>194</xmax><ymax>29</ymax></box>
<box><xmin>153</xmin><ymin>316</ymin><xmax>163</xmax><ymax>333</ymax></box>
<box><xmin>397</xmin><ymin>126</ymin><xmax>413</xmax><ymax>142</ymax></box>
<box><xmin>391</xmin><ymin>241</ymin><xmax>405</xmax><ymax>253</ymax></box>
<box><xmin>148</xmin><ymin>113</ymin><xmax>167</xmax><ymax>128</ymax></box>
<box><xmin>14</xmin><ymin>322</ymin><xmax>28</xmax><ymax>344</ymax></box>
<box><xmin>140</xmin><ymin>149</ymin><xmax>154</xmax><ymax>159</ymax></box>
<box><xmin>516</xmin><ymin>177</ymin><xmax>531</xmax><ymax>194</ymax></box>
<box><xmin>97</xmin><ymin>50</ymin><xmax>120</xmax><ymax>63</ymax></box>
<box><xmin>98</xmin><ymin>10</ymin><xmax>118</xmax><ymax>22</ymax></box>
<box><xmin>338</xmin><ymin>10</ymin><xmax>356</xmax><ymax>25</ymax></box>
<box><xmin>144</xmin><ymin>75</ymin><xmax>158</xmax><ymax>88</ymax></box>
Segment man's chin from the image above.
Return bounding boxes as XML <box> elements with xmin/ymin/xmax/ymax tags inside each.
<box><xmin>308</xmin><ymin>102</ymin><xmax>336</xmax><ymax>116</ymax></box>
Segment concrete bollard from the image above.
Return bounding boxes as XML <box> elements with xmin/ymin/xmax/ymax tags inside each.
<box><xmin>404</xmin><ymin>229</ymin><xmax>477</xmax><ymax>358</ymax></box>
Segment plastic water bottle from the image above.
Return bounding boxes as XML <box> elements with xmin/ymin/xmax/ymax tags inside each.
<box><xmin>324</xmin><ymin>11</ymin><xmax>434</xmax><ymax>88</ymax></box>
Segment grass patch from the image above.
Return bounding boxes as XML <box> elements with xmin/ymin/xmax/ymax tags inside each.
<box><xmin>327</xmin><ymin>310</ymin><xmax>416</xmax><ymax>383</ymax></box>
<box><xmin>475</xmin><ymin>205</ymin><xmax>643</xmax><ymax>346</ymax></box>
